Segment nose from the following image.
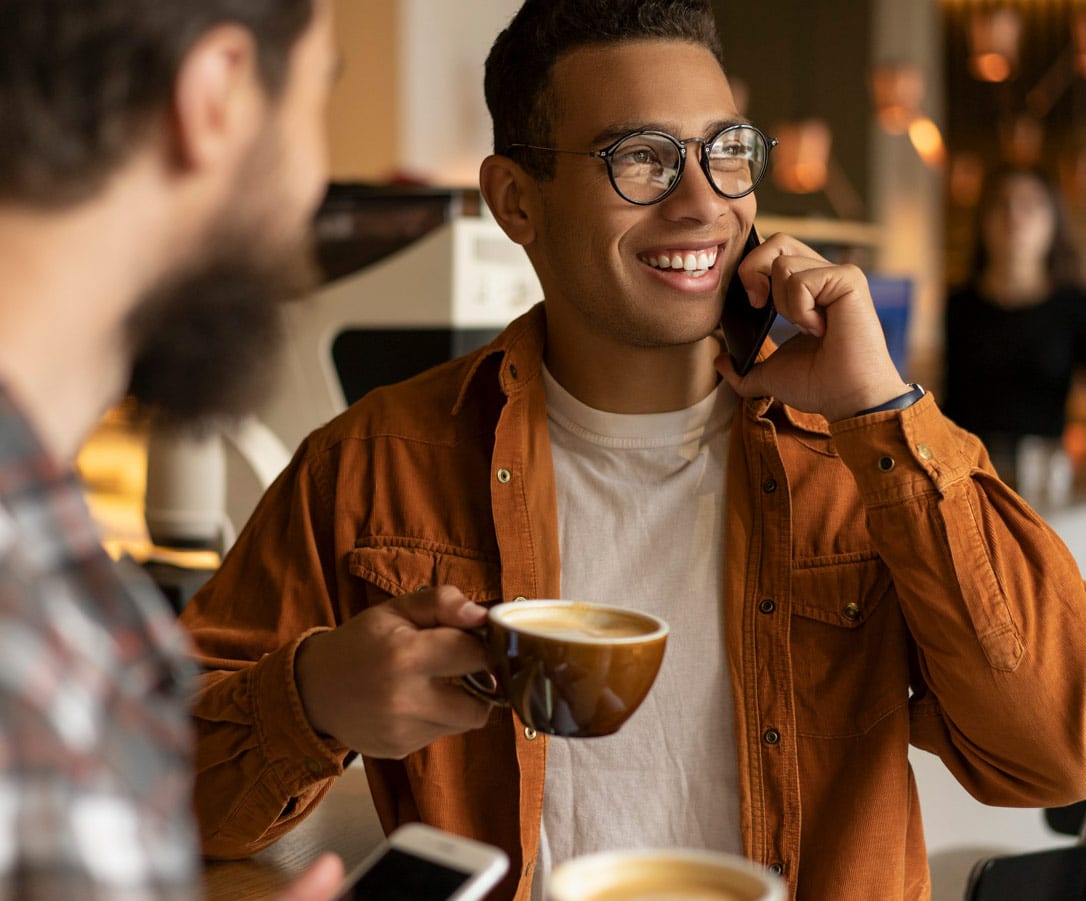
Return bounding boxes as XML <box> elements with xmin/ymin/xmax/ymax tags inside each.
<box><xmin>660</xmin><ymin>142</ymin><xmax>731</xmax><ymax>224</ymax></box>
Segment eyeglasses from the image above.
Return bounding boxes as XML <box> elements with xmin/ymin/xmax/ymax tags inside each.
<box><xmin>506</xmin><ymin>123</ymin><xmax>778</xmax><ymax>206</ymax></box>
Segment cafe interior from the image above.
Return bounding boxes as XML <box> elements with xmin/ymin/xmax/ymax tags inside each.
<box><xmin>74</xmin><ymin>0</ymin><xmax>1086</xmax><ymax>897</ymax></box>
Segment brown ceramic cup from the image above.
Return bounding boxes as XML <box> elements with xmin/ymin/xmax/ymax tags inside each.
<box><xmin>460</xmin><ymin>600</ymin><xmax>668</xmax><ymax>738</ymax></box>
<box><xmin>546</xmin><ymin>849</ymin><xmax>787</xmax><ymax>901</ymax></box>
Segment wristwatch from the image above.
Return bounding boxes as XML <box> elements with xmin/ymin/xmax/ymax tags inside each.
<box><xmin>855</xmin><ymin>384</ymin><xmax>925</xmax><ymax>417</ymax></box>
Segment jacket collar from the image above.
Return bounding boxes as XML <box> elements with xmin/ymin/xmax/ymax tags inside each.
<box><xmin>451</xmin><ymin>304</ymin><xmax>831</xmax><ymax>436</ymax></box>
<box><xmin>451</xmin><ymin>303</ymin><xmax>547</xmax><ymax>415</ymax></box>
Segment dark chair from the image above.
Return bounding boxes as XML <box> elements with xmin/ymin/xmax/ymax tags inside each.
<box><xmin>964</xmin><ymin>844</ymin><xmax>1086</xmax><ymax>900</ymax></box>
<box><xmin>1046</xmin><ymin>802</ymin><xmax>1086</xmax><ymax>838</ymax></box>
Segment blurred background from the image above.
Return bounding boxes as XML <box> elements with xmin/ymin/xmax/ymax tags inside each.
<box><xmin>77</xmin><ymin>3</ymin><xmax>1086</xmax><ymax>898</ymax></box>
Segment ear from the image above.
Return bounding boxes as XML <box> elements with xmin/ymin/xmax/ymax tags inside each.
<box><xmin>479</xmin><ymin>154</ymin><xmax>538</xmax><ymax>247</ymax></box>
<box><xmin>170</xmin><ymin>23</ymin><xmax>262</xmax><ymax>171</ymax></box>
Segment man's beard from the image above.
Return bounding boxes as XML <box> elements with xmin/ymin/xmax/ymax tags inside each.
<box><xmin>125</xmin><ymin>155</ymin><xmax>320</xmax><ymax>429</ymax></box>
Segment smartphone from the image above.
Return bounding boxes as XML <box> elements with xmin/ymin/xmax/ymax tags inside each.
<box><xmin>335</xmin><ymin>823</ymin><xmax>509</xmax><ymax>901</ymax></box>
<box><xmin>720</xmin><ymin>227</ymin><xmax>776</xmax><ymax>376</ymax></box>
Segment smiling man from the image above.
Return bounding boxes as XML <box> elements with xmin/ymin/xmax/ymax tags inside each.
<box><xmin>181</xmin><ymin>2</ymin><xmax>1086</xmax><ymax>900</ymax></box>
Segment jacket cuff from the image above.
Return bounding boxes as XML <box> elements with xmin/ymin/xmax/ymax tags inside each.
<box><xmin>829</xmin><ymin>393</ymin><xmax>976</xmax><ymax>504</ymax></box>
<box><xmin>251</xmin><ymin>627</ymin><xmax>349</xmax><ymax>794</ymax></box>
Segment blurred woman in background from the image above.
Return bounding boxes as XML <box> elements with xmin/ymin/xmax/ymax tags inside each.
<box><xmin>943</xmin><ymin>165</ymin><xmax>1086</xmax><ymax>510</ymax></box>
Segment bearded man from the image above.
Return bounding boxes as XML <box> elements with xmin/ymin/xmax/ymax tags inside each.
<box><xmin>0</xmin><ymin>1</ymin><xmax>343</xmax><ymax>897</ymax></box>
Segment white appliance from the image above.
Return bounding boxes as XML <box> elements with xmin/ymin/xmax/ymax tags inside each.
<box><xmin>145</xmin><ymin>188</ymin><xmax>541</xmax><ymax>556</ymax></box>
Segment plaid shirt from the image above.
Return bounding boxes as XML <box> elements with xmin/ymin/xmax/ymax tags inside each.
<box><xmin>0</xmin><ymin>386</ymin><xmax>198</xmax><ymax>900</ymax></box>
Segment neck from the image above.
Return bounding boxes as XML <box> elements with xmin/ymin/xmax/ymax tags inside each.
<box><xmin>981</xmin><ymin>258</ymin><xmax>1050</xmax><ymax>306</ymax></box>
<box><xmin>544</xmin><ymin>317</ymin><xmax>721</xmax><ymax>414</ymax></box>
<box><xmin>0</xmin><ymin>176</ymin><xmax>169</xmax><ymax>462</ymax></box>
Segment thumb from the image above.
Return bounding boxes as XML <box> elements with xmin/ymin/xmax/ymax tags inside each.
<box><xmin>275</xmin><ymin>853</ymin><xmax>345</xmax><ymax>901</ymax></box>
<box><xmin>715</xmin><ymin>350</ymin><xmax>768</xmax><ymax>400</ymax></box>
<box><xmin>387</xmin><ymin>585</ymin><xmax>488</xmax><ymax>630</ymax></box>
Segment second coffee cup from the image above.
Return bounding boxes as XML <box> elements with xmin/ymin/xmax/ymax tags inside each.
<box><xmin>461</xmin><ymin>600</ymin><xmax>668</xmax><ymax>738</ymax></box>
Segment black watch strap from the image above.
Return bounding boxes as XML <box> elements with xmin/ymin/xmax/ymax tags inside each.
<box><xmin>855</xmin><ymin>383</ymin><xmax>925</xmax><ymax>417</ymax></box>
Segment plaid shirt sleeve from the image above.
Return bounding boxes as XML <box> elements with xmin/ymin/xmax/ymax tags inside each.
<box><xmin>0</xmin><ymin>398</ymin><xmax>201</xmax><ymax>900</ymax></box>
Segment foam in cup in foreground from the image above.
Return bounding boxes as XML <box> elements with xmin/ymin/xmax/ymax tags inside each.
<box><xmin>546</xmin><ymin>848</ymin><xmax>786</xmax><ymax>901</ymax></box>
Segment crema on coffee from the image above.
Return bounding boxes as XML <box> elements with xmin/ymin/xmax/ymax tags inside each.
<box><xmin>500</xmin><ymin>604</ymin><xmax>654</xmax><ymax>640</ymax></box>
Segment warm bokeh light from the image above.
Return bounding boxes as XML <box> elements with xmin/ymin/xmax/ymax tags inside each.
<box><xmin>1003</xmin><ymin>114</ymin><xmax>1044</xmax><ymax>167</ymax></box>
<box><xmin>971</xmin><ymin>52</ymin><xmax>1013</xmax><ymax>82</ymax></box>
<box><xmin>771</xmin><ymin>119</ymin><xmax>832</xmax><ymax>194</ymax></box>
<box><xmin>1075</xmin><ymin>10</ymin><xmax>1086</xmax><ymax>77</ymax></box>
<box><xmin>949</xmin><ymin>152</ymin><xmax>985</xmax><ymax>207</ymax></box>
<box><xmin>968</xmin><ymin>7</ymin><xmax>1021</xmax><ymax>82</ymax></box>
<box><xmin>871</xmin><ymin>63</ymin><xmax>925</xmax><ymax>135</ymax></box>
<box><xmin>1064</xmin><ymin>422</ymin><xmax>1086</xmax><ymax>474</ymax></box>
<box><xmin>907</xmin><ymin>117</ymin><xmax>946</xmax><ymax>170</ymax></box>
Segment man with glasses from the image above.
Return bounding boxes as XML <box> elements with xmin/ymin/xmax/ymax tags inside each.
<box><xmin>182</xmin><ymin>1</ymin><xmax>1086</xmax><ymax>899</ymax></box>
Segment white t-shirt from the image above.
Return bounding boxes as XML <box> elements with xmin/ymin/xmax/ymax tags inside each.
<box><xmin>531</xmin><ymin>366</ymin><xmax>742</xmax><ymax>900</ymax></box>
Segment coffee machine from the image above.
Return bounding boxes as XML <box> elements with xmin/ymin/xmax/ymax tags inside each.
<box><xmin>144</xmin><ymin>184</ymin><xmax>541</xmax><ymax>593</ymax></box>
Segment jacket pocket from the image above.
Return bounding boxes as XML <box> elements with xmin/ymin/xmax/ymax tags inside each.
<box><xmin>789</xmin><ymin>556</ymin><xmax>911</xmax><ymax>738</ymax></box>
<box><xmin>347</xmin><ymin>538</ymin><xmax>504</xmax><ymax>605</ymax></box>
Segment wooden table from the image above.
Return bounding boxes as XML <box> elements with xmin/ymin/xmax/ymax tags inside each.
<box><xmin>204</xmin><ymin>760</ymin><xmax>385</xmax><ymax>900</ymax></box>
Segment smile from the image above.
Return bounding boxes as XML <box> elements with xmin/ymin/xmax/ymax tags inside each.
<box><xmin>638</xmin><ymin>246</ymin><xmax>720</xmax><ymax>278</ymax></box>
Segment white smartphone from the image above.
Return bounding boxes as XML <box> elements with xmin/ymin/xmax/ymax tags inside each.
<box><xmin>335</xmin><ymin>822</ymin><xmax>509</xmax><ymax>901</ymax></box>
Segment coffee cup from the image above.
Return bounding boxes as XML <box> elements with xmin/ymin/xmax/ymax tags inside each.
<box><xmin>546</xmin><ymin>848</ymin><xmax>786</xmax><ymax>901</ymax></box>
<box><xmin>460</xmin><ymin>600</ymin><xmax>668</xmax><ymax>738</ymax></box>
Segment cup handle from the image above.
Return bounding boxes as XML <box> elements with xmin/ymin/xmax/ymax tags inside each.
<box><xmin>457</xmin><ymin>670</ymin><xmax>510</xmax><ymax>707</ymax></box>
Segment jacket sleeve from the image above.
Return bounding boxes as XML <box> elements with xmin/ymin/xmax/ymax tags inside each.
<box><xmin>830</xmin><ymin>393</ymin><xmax>1086</xmax><ymax>807</ymax></box>
<box><xmin>179</xmin><ymin>439</ymin><xmax>352</xmax><ymax>859</ymax></box>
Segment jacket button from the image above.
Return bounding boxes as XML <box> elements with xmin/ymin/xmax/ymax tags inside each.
<box><xmin>842</xmin><ymin>602</ymin><xmax>861</xmax><ymax>621</ymax></box>
<box><xmin>758</xmin><ymin>598</ymin><xmax>776</xmax><ymax>615</ymax></box>
<box><xmin>763</xmin><ymin>728</ymin><xmax>781</xmax><ymax>745</ymax></box>
<box><xmin>917</xmin><ymin>443</ymin><xmax>934</xmax><ymax>461</ymax></box>
<box><xmin>512</xmin><ymin>595</ymin><xmax>527</xmax><ymax>603</ymax></box>
<box><xmin>524</xmin><ymin>726</ymin><xmax>538</xmax><ymax>741</ymax></box>
<box><xmin>878</xmin><ymin>455</ymin><xmax>895</xmax><ymax>472</ymax></box>
<box><xmin>497</xmin><ymin>468</ymin><xmax>512</xmax><ymax>484</ymax></box>
<box><xmin>768</xmin><ymin>862</ymin><xmax>784</xmax><ymax>876</ymax></box>
<box><xmin>763</xmin><ymin>478</ymin><xmax>777</xmax><ymax>494</ymax></box>
<box><xmin>510</xmin><ymin>364</ymin><xmax>519</xmax><ymax>379</ymax></box>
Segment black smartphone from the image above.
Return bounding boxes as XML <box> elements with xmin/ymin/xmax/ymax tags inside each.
<box><xmin>720</xmin><ymin>227</ymin><xmax>776</xmax><ymax>376</ymax></box>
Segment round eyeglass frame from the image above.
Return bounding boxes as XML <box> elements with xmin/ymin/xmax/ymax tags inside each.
<box><xmin>506</xmin><ymin>123</ymin><xmax>778</xmax><ymax>206</ymax></box>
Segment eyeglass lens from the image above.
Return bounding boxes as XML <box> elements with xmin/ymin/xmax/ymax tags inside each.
<box><xmin>608</xmin><ymin>126</ymin><xmax>768</xmax><ymax>204</ymax></box>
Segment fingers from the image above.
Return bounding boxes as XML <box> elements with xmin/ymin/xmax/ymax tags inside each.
<box><xmin>387</xmin><ymin>584</ymin><xmax>489</xmax><ymax>630</ymax></box>
<box><xmin>275</xmin><ymin>853</ymin><xmax>345</xmax><ymax>901</ymax></box>
<box><xmin>426</xmin><ymin>680</ymin><xmax>494</xmax><ymax>731</ymax></box>
<box><xmin>293</xmin><ymin>588</ymin><xmax>493</xmax><ymax>756</ymax></box>
<box><xmin>397</xmin><ymin>619</ymin><xmax>490</xmax><ymax>680</ymax></box>
<box><xmin>371</xmin><ymin>682</ymin><xmax>493</xmax><ymax>759</ymax></box>
<box><xmin>746</xmin><ymin>244</ymin><xmax>870</xmax><ymax>339</ymax></box>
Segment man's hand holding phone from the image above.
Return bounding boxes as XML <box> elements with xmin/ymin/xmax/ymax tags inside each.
<box><xmin>716</xmin><ymin>231</ymin><xmax>910</xmax><ymax>422</ymax></box>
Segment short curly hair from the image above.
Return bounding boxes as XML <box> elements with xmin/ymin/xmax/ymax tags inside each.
<box><xmin>484</xmin><ymin>0</ymin><xmax>724</xmax><ymax>179</ymax></box>
<box><xmin>0</xmin><ymin>0</ymin><xmax>314</xmax><ymax>206</ymax></box>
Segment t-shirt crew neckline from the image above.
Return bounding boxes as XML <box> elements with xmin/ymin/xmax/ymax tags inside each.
<box><xmin>540</xmin><ymin>364</ymin><xmax>735</xmax><ymax>448</ymax></box>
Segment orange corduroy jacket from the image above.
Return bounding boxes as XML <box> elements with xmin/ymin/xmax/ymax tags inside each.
<box><xmin>181</xmin><ymin>304</ymin><xmax>1086</xmax><ymax>901</ymax></box>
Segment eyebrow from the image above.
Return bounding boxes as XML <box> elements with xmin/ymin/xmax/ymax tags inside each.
<box><xmin>588</xmin><ymin>116</ymin><xmax>751</xmax><ymax>147</ymax></box>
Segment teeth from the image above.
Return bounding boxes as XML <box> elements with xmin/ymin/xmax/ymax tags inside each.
<box><xmin>641</xmin><ymin>248</ymin><xmax>719</xmax><ymax>272</ymax></box>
